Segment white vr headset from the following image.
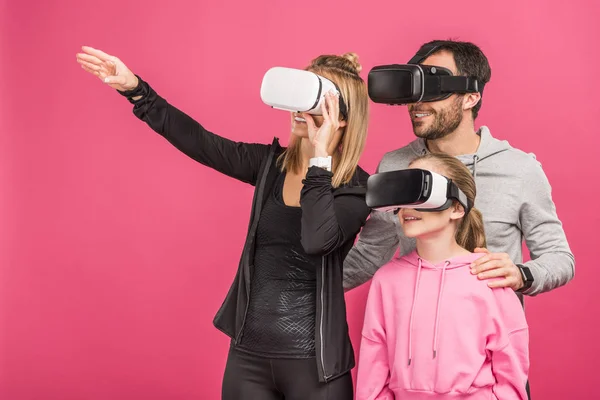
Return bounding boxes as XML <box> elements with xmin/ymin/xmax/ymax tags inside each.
<box><xmin>260</xmin><ymin>67</ymin><xmax>348</xmax><ymax>119</ymax></box>
<box><xmin>366</xmin><ymin>169</ymin><xmax>472</xmax><ymax>214</ymax></box>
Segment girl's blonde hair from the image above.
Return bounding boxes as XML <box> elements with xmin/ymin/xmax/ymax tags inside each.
<box><xmin>278</xmin><ymin>53</ymin><xmax>369</xmax><ymax>187</ymax></box>
<box><xmin>410</xmin><ymin>153</ymin><xmax>486</xmax><ymax>252</ymax></box>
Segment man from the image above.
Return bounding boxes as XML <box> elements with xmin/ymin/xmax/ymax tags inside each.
<box><xmin>343</xmin><ymin>40</ymin><xmax>575</xmax><ymax>396</ymax></box>
<box><xmin>344</xmin><ymin>39</ymin><xmax>574</xmax><ymax>294</ymax></box>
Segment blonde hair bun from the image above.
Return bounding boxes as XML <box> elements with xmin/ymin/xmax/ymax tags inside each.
<box><xmin>341</xmin><ymin>52</ymin><xmax>362</xmax><ymax>74</ymax></box>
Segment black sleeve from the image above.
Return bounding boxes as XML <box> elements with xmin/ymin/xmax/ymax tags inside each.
<box><xmin>121</xmin><ymin>76</ymin><xmax>271</xmax><ymax>186</ymax></box>
<box><xmin>299</xmin><ymin>167</ymin><xmax>371</xmax><ymax>256</ymax></box>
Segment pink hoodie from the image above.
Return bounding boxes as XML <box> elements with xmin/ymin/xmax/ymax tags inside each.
<box><xmin>356</xmin><ymin>251</ymin><xmax>529</xmax><ymax>400</ymax></box>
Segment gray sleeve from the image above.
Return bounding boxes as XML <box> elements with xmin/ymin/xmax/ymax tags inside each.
<box><xmin>343</xmin><ymin>209</ymin><xmax>400</xmax><ymax>290</ymax></box>
<box><xmin>519</xmin><ymin>160</ymin><xmax>575</xmax><ymax>295</ymax></box>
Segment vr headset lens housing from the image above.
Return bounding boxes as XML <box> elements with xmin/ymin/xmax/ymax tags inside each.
<box><xmin>367</xmin><ymin>44</ymin><xmax>482</xmax><ymax>105</ymax></box>
<box><xmin>365</xmin><ymin>169</ymin><xmax>471</xmax><ymax>214</ymax></box>
<box><xmin>260</xmin><ymin>67</ymin><xmax>348</xmax><ymax>119</ymax></box>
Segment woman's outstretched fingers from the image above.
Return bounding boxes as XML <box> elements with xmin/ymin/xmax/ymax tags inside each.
<box><xmin>76</xmin><ymin>53</ymin><xmax>104</xmax><ymax>66</ymax></box>
<box><xmin>81</xmin><ymin>46</ymin><xmax>115</xmax><ymax>62</ymax></box>
<box><xmin>101</xmin><ymin>61</ymin><xmax>117</xmax><ymax>76</ymax></box>
<box><xmin>80</xmin><ymin>64</ymin><xmax>100</xmax><ymax>77</ymax></box>
<box><xmin>77</xmin><ymin>59</ymin><xmax>101</xmax><ymax>71</ymax></box>
<box><xmin>77</xmin><ymin>46</ymin><xmax>138</xmax><ymax>91</ymax></box>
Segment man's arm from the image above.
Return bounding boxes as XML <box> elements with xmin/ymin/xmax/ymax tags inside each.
<box><xmin>519</xmin><ymin>158</ymin><xmax>575</xmax><ymax>295</ymax></box>
<box><xmin>343</xmin><ymin>209</ymin><xmax>399</xmax><ymax>290</ymax></box>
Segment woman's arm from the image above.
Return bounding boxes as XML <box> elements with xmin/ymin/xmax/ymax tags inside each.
<box><xmin>130</xmin><ymin>76</ymin><xmax>270</xmax><ymax>185</ymax></box>
<box><xmin>76</xmin><ymin>46</ymin><xmax>270</xmax><ymax>185</ymax></box>
<box><xmin>299</xmin><ymin>167</ymin><xmax>370</xmax><ymax>255</ymax></box>
<box><xmin>298</xmin><ymin>90</ymin><xmax>370</xmax><ymax>255</ymax></box>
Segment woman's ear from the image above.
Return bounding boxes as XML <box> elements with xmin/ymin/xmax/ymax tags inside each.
<box><xmin>338</xmin><ymin>119</ymin><xmax>348</xmax><ymax>128</ymax></box>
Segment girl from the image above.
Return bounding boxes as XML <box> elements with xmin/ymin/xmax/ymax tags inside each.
<box><xmin>356</xmin><ymin>153</ymin><xmax>529</xmax><ymax>399</ymax></box>
<box><xmin>76</xmin><ymin>47</ymin><xmax>370</xmax><ymax>400</ymax></box>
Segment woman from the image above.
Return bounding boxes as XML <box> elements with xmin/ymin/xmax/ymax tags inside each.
<box><xmin>356</xmin><ymin>153</ymin><xmax>529</xmax><ymax>399</ymax></box>
<box><xmin>76</xmin><ymin>46</ymin><xmax>371</xmax><ymax>400</ymax></box>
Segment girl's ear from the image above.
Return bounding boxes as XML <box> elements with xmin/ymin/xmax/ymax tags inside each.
<box><xmin>449</xmin><ymin>201</ymin><xmax>465</xmax><ymax>221</ymax></box>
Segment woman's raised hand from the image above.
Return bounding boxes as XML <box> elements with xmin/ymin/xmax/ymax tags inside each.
<box><xmin>76</xmin><ymin>46</ymin><xmax>138</xmax><ymax>92</ymax></box>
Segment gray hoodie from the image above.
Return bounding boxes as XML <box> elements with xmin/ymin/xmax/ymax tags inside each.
<box><xmin>343</xmin><ymin>126</ymin><xmax>574</xmax><ymax>296</ymax></box>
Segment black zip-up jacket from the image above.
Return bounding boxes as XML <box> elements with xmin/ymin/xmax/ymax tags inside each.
<box><xmin>123</xmin><ymin>77</ymin><xmax>371</xmax><ymax>382</ymax></box>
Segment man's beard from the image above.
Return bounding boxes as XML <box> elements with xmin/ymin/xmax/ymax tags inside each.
<box><xmin>410</xmin><ymin>96</ymin><xmax>464</xmax><ymax>140</ymax></box>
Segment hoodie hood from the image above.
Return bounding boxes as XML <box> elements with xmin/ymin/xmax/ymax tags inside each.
<box><xmin>407</xmin><ymin>126</ymin><xmax>512</xmax><ymax>179</ymax></box>
<box><xmin>403</xmin><ymin>250</ymin><xmax>482</xmax><ymax>271</ymax></box>
<box><xmin>403</xmin><ymin>251</ymin><xmax>484</xmax><ymax>366</ymax></box>
<box><xmin>408</xmin><ymin>126</ymin><xmax>511</xmax><ymax>162</ymax></box>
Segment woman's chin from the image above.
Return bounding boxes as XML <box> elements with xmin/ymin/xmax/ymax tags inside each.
<box><xmin>290</xmin><ymin>127</ymin><xmax>309</xmax><ymax>138</ymax></box>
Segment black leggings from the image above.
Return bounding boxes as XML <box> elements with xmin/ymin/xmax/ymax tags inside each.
<box><xmin>222</xmin><ymin>347</ymin><xmax>353</xmax><ymax>400</ymax></box>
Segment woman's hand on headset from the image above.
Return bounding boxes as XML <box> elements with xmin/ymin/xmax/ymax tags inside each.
<box><xmin>76</xmin><ymin>46</ymin><xmax>138</xmax><ymax>92</ymax></box>
<box><xmin>302</xmin><ymin>90</ymin><xmax>341</xmax><ymax>158</ymax></box>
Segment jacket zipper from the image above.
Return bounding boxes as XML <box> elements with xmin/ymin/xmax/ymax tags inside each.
<box><xmin>235</xmin><ymin>141</ymin><xmax>277</xmax><ymax>344</ymax></box>
<box><xmin>318</xmin><ymin>256</ymin><xmax>331</xmax><ymax>381</ymax></box>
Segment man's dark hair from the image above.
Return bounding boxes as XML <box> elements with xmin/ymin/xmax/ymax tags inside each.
<box><xmin>417</xmin><ymin>40</ymin><xmax>491</xmax><ymax>120</ymax></box>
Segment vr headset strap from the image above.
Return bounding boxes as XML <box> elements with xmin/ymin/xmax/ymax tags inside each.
<box><xmin>307</xmin><ymin>75</ymin><xmax>324</xmax><ymax>112</ymax></box>
<box><xmin>439</xmin><ymin>76</ymin><xmax>480</xmax><ymax>93</ymax></box>
<box><xmin>308</xmin><ymin>74</ymin><xmax>349</xmax><ymax>120</ymax></box>
<box><xmin>408</xmin><ymin>43</ymin><xmax>440</xmax><ymax>64</ymax></box>
<box><xmin>336</xmin><ymin>84</ymin><xmax>349</xmax><ymax>120</ymax></box>
<box><xmin>408</xmin><ymin>45</ymin><xmax>484</xmax><ymax>95</ymax></box>
<box><xmin>447</xmin><ymin>181</ymin><xmax>472</xmax><ymax>214</ymax></box>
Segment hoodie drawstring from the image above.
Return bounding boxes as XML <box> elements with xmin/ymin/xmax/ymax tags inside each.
<box><xmin>472</xmin><ymin>155</ymin><xmax>479</xmax><ymax>179</ymax></box>
<box><xmin>432</xmin><ymin>261</ymin><xmax>450</xmax><ymax>359</ymax></box>
<box><xmin>408</xmin><ymin>259</ymin><xmax>450</xmax><ymax>366</ymax></box>
<box><xmin>407</xmin><ymin>258</ymin><xmax>423</xmax><ymax>366</ymax></box>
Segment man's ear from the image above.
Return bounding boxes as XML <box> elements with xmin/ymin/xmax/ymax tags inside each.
<box><xmin>463</xmin><ymin>92</ymin><xmax>481</xmax><ymax>112</ymax></box>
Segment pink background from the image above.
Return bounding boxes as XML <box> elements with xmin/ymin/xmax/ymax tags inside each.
<box><xmin>2</xmin><ymin>0</ymin><xmax>598</xmax><ymax>398</ymax></box>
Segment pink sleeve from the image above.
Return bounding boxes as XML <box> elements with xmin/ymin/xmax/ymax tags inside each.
<box><xmin>355</xmin><ymin>277</ymin><xmax>395</xmax><ymax>400</ymax></box>
<box><xmin>491</xmin><ymin>328</ymin><xmax>530</xmax><ymax>399</ymax></box>
<box><xmin>488</xmin><ymin>289</ymin><xmax>530</xmax><ymax>400</ymax></box>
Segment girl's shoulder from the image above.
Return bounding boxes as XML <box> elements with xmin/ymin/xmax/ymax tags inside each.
<box><xmin>373</xmin><ymin>257</ymin><xmax>413</xmax><ymax>281</ymax></box>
